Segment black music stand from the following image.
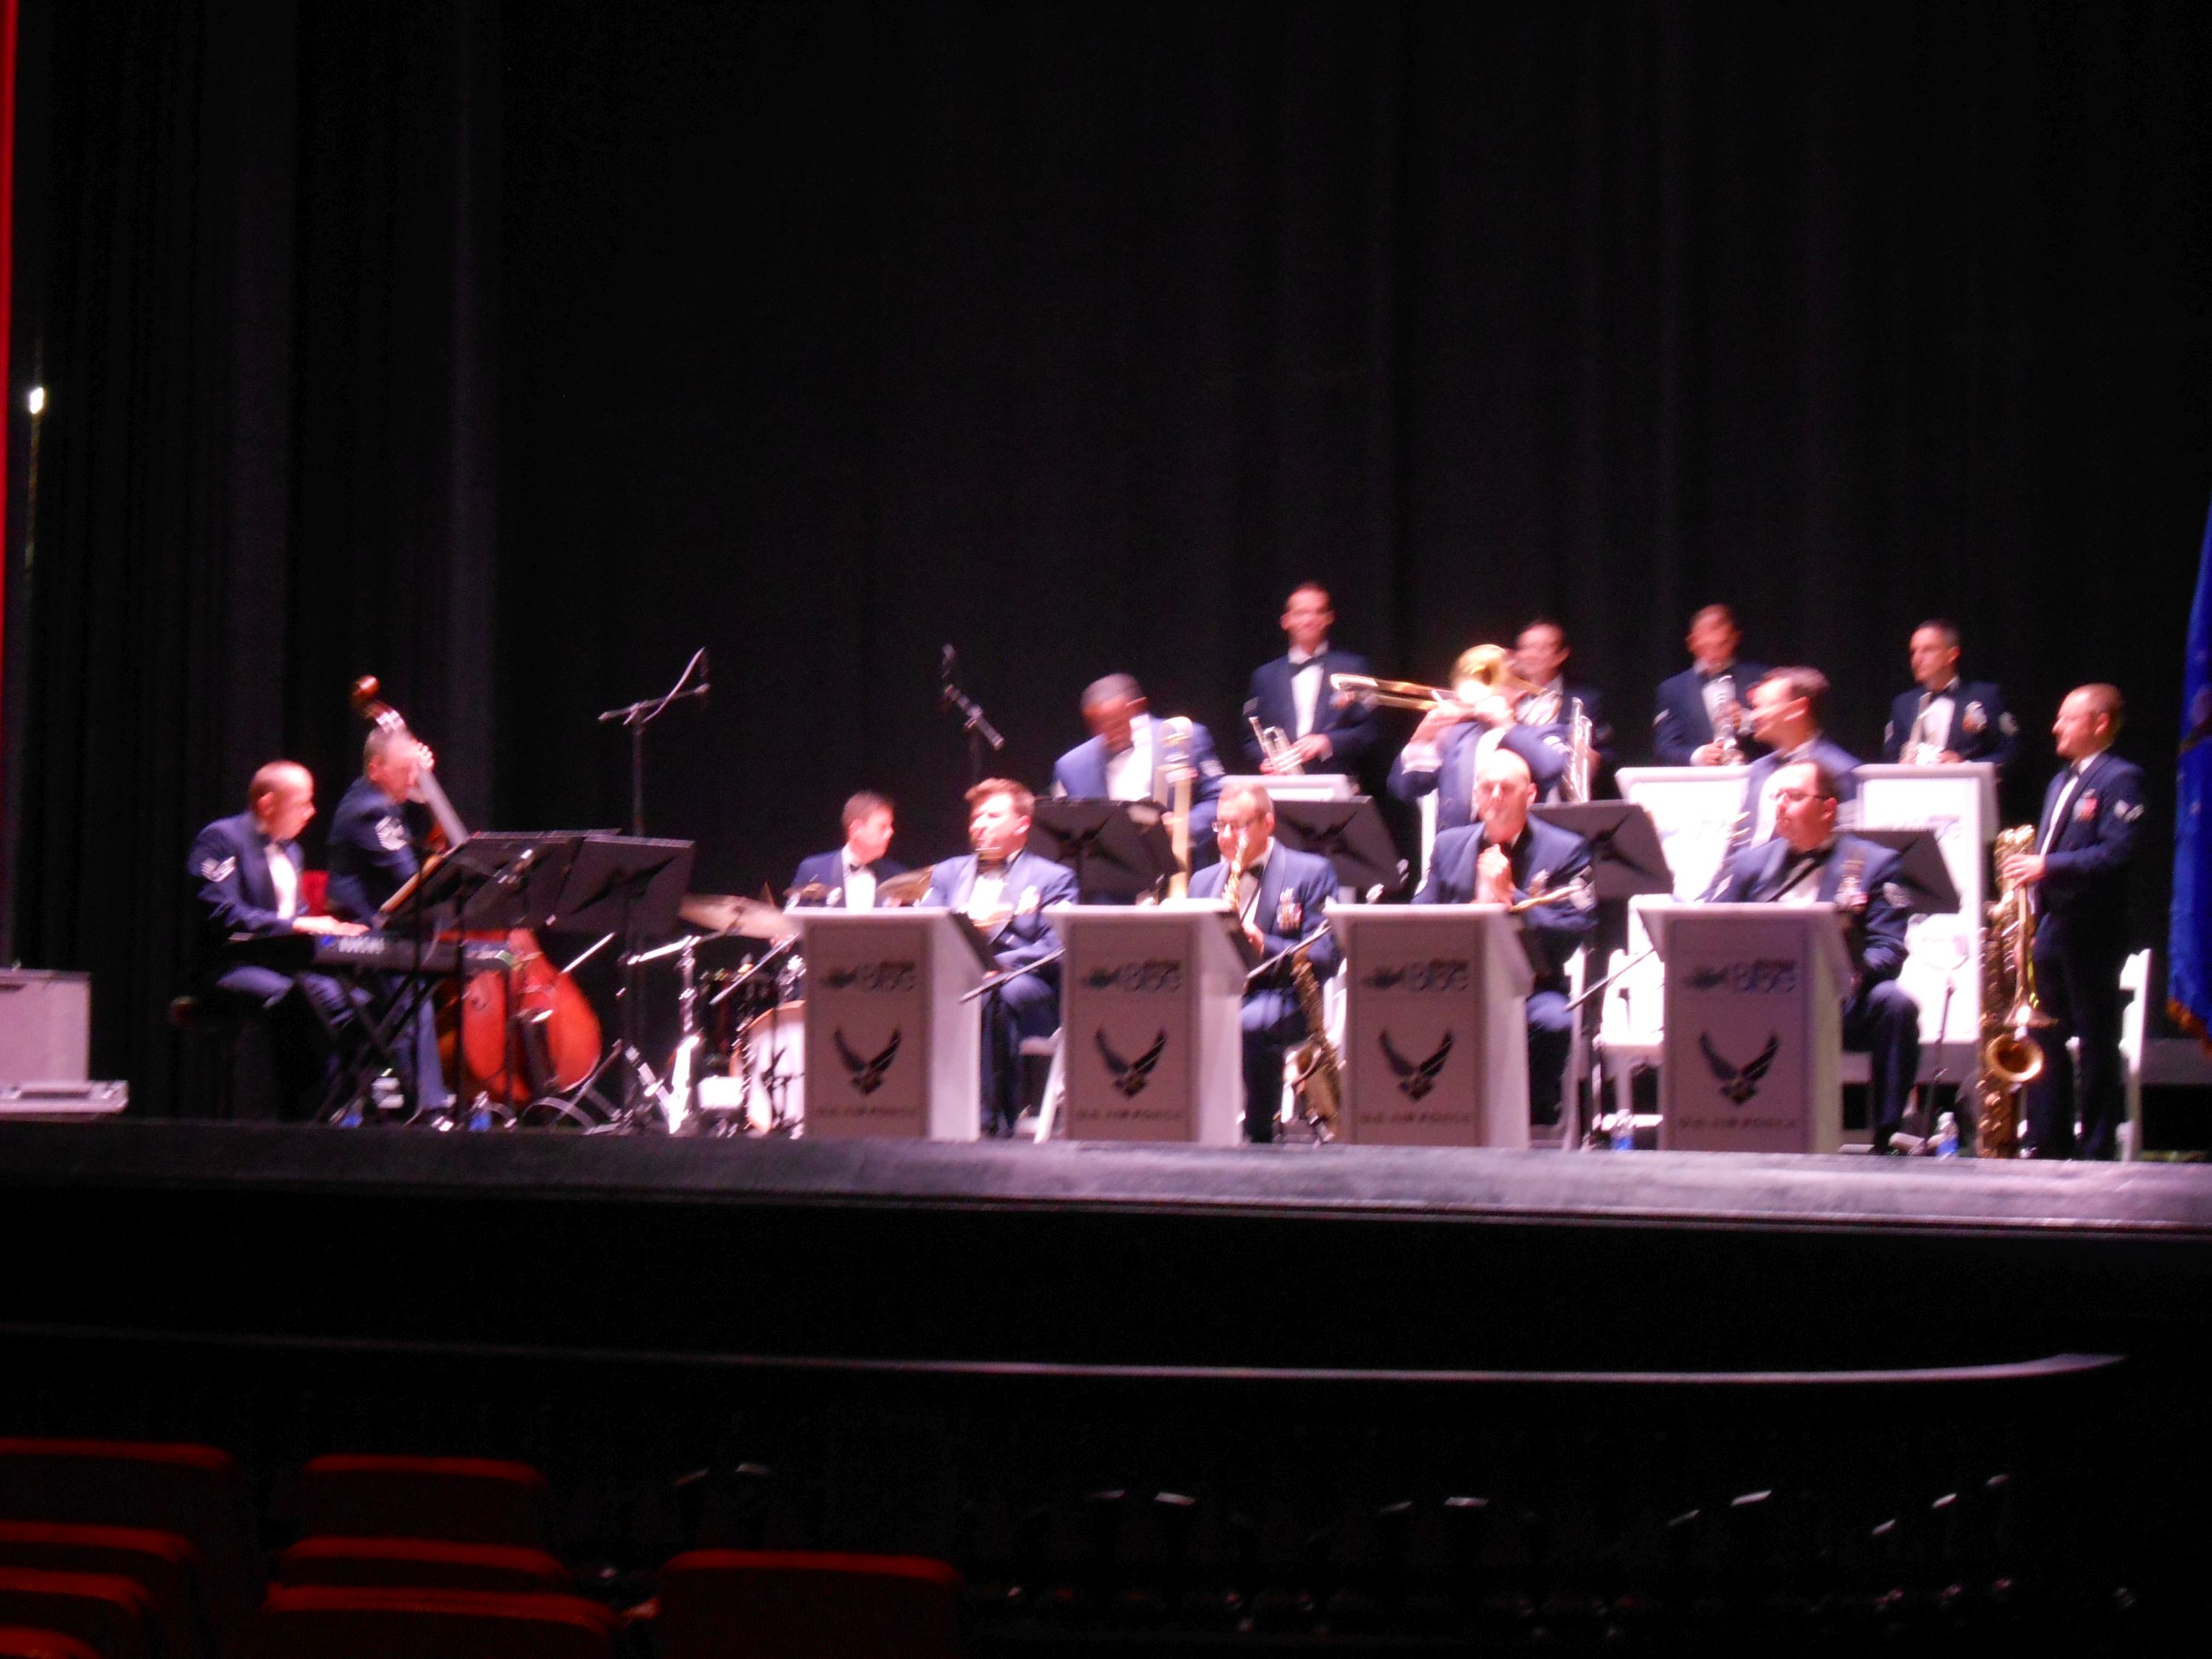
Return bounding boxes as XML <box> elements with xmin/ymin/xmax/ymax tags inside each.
<box><xmin>1851</xmin><ymin>828</ymin><xmax>1959</xmax><ymax>914</ymax></box>
<box><xmin>1029</xmin><ymin>799</ymin><xmax>1179</xmax><ymax>902</ymax></box>
<box><xmin>1270</xmin><ymin>796</ymin><xmax>1406</xmax><ymax>897</ymax></box>
<box><xmin>1530</xmin><ymin>802</ymin><xmax>1675</xmax><ymax>900</ymax></box>
<box><xmin>553</xmin><ymin>835</ymin><xmax>698</xmax><ymax>1127</ymax></box>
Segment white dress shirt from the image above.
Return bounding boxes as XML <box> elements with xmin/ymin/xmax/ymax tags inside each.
<box><xmin>841</xmin><ymin>852</ymin><xmax>877</xmax><ymax>912</ymax></box>
<box><xmin>1105</xmin><ymin>712</ymin><xmax>1156</xmax><ymax>801</ymax></box>
<box><xmin>1287</xmin><ymin>648</ymin><xmax>1329</xmax><ymax>738</ymax></box>
<box><xmin>266</xmin><ymin>843</ymin><xmax>299</xmax><ymax>920</ymax></box>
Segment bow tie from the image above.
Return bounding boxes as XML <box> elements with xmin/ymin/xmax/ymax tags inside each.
<box><xmin>1290</xmin><ymin>654</ymin><xmax>1325</xmax><ymax>672</ymax></box>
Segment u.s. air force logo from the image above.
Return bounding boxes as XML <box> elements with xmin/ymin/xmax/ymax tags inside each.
<box><xmin>200</xmin><ymin>856</ymin><xmax>237</xmax><ymax>883</ymax></box>
<box><xmin>375</xmin><ymin>815</ymin><xmax>409</xmax><ymax>852</ymax></box>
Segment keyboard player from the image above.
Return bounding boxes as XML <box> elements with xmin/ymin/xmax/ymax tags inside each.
<box><xmin>187</xmin><ymin>762</ymin><xmax>366</xmax><ymax>1118</ymax></box>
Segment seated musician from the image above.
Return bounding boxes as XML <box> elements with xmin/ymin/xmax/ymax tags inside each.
<box><xmin>923</xmin><ymin>779</ymin><xmax>1079</xmax><ymax>1136</ymax></box>
<box><xmin>1052</xmin><ymin>673</ymin><xmax>1225</xmax><ymax>862</ymax></box>
<box><xmin>1388</xmin><ymin>661</ymin><xmax>1568</xmax><ymax>833</ymax></box>
<box><xmin>788</xmin><ymin>790</ymin><xmax>907</xmax><ymax>908</ymax></box>
<box><xmin>1188</xmin><ymin>781</ymin><xmax>1341</xmax><ymax>1144</ymax></box>
<box><xmin>1241</xmin><ymin>582</ymin><xmax>1378</xmax><ymax>776</ymax></box>
<box><xmin>324</xmin><ymin>727</ymin><xmax>452</xmax><ymax>1115</ymax></box>
<box><xmin>187</xmin><ymin>762</ymin><xmax>366</xmax><ymax>1118</ymax></box>
<box><xmin>1708</xmin><ymin>759</ymin><xmax>1921</xmax><ymax>1152</ymax></box>
<box><xmin>1413</xmin><ymin>749</ymin><xmax>1596</xmax><ymax>1128</ymax></box>
<box><xmin>1725</xmin><ymin>667</ymin><xmax>1863</xmax><ymax>861</ymax></box>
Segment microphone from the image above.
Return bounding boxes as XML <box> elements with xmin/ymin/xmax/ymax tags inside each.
<box><xmin>695</xmin><ymin>648</ymin><xmax>710</xmax><ymax>710</ymax></box>
<box><xmin>941</xmin><ymin>644</ymin><xmax>959</xmax><ymax>708</ymax></box>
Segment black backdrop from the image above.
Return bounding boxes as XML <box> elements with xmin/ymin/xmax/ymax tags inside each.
<box><xmin>7</xmin><ymin>0</ymin><xmax>2211</xmax><ymax>1101</ymax></box>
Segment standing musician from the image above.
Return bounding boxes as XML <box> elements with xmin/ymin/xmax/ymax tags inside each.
<box><xmin>186</xmin><ymin>762</ymin><xmax>366</xmax><ymax>1117</ymax></box>
<box><xmin>1052</xmin><ymin>672</ymin><xmax>1225</xmax><ymax>858</ymax></box>
<box><xmin>1725</xmin><ymin>667</ymin><xmax>1862</xmax><ymax>860</ymax></box>
<box><xmin>1998</xmin><ymin>684</ymin><xmax>2143</xmax><ymax>1160</ymax></box>
<box><xmin>1188</xmin><ymin>780</ymin><xmax>1341</xmax><ymax>1144</ymax></box>
<box><xmin>923</xmin><ymin>779</ymin><xmax>1080</xmax><ymax>1136</ymax></box>
<box><xmin>1653</xmin><ymin>604</ymin><xmax>1769</xmax><ymax>766</ymax></box>
<box><xmin>1709</xmin><ymin>759</ymin><xmax>1921</xmax><ymax>1152</ymax></box>
<box><xmin>1241</xmin><ymin>582</ymin><xmax>1378</xmax><ymax>776</ymax></box>
<box><xmin>1413</xmin><ymin>749</ymin><xmax>1596</xmax><ymax>1127</ymax></box>
<box><xmin>1388</xmin><ymin>658</ymin><xmax>1569</xmax><ymax>831</ymax></box>
<box><xmin>1507</xmin><ymin>619</ymin><xmax>1615</xmax><ymax>790</ymax></box>
<box><xmin>324</xmin><ymin>727</ymin><xmax>452</xmax><ymax>1115</ymax></box>
<box><xmin>1879</xmin><ymin>619</ymin><xmax>2019</xmax><ymax>773</ymax></box>
<box><xmin>788</xmin><ymin>791</ymin><xmax>907</xmax><ymax>908</ymax></box>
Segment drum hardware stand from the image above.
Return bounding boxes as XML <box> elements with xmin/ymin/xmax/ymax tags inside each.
<box><xmin>939</xmin><ymin>643</ymin><xmax>1005</xmax><ymax>788</ymax></box>
<box><xmin>598</xmin><ymin>647</ymin><xmax>710</xmax><ymax>838</ymax></box>
<box><xmin>709</xmin><ymin>936</ymin><xmax>800</xmax><ymax>1134</ymax></box>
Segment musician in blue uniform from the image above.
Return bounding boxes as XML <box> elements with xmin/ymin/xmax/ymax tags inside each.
<box><xmin>1189</xmin><ymin>780</ymin><xmax>1341</xmax><ymax>1143</ymax></box>
<box><xmin>1879</xmin><ymin>619</ymin><xmax>2018</xmax><ymax>772</ymax></box>
<box><xmin>1506</xmin><ymin>620</ymin><xmax>1614</xmax><ymax>792</ymax></box>
<box><xmin>1723</xmin><ymin>667</ymin><xmax>1862</xmax><ymax>863</ymax></box>
<box><xmin>924</xmin><ymin>779</ymin><xmax>1081</xmax><ymax>1135</ymax></box>
<box><xmin>187</xmin><ymin>762</ymin><xmax>367</xmax><ymax>1116</ymax></box>
<box><xmin>324</xmin><ymin>727</ymin><xmax>451</xmax><ymax>1115</ymax></box>
<box><xmin>788</xmin><ymin>791</ymin><xmax>908</xmax><ymax>908</ymax></box>
<box><xmin>1653</xmin><ymin>605</ymin><xmax>1768</xmax><ymax>766</ymax></box>
<box><xmin>1387</xmin><ymin>641</ymin><xmax>1571</xmax><ymax>830</ymax></box>
<box><xmin>1240</xmin><ymin>582</ymin><xmax>1378</xmax><ymax>776</ymax></box>
<box><xmin>2000</xmin><ymin>685</ymin><xmax>2144</xmax><ymax>1159</ymax></box>
<box><xmin>1413</xmin><ymin>748</ymin><xmax>1596</xmax><ymax>1126</ymax></box>
<box><xmin>1052</xmin><ymin>673</ymin><xmax>1225</xmax><ymax>862</ymax></box>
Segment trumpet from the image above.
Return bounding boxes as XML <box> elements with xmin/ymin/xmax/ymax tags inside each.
<box><xmin>1246</xmin><ymin>712</ymin><xmax>1304</xmax><ymax>775</ymax></box>
<box><xmin>1332</xmin><ymin>644</ymin><xmax>1543</xmax><ymax>713</ymax></box>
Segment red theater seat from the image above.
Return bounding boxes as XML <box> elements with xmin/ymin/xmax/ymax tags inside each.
<box><xmin>275</xmin><ymin>1536</ymin><xmax>569</xmax><ymax>1595</ymax></box>
<box><xmin>251</xmin><ymin>1585</ymin><xmax>616</xmax><ymax>1659</ymax></box>
<box><xmin>0</xmin><ymin>1568</ymin><xmax>158</xmax><ymax>1659</ymax></box>
<box><xmin>656</xmin><ymin>1548</ymin><xmax>963</xmax><ymax>1659</ymax></box>
<box><xmin>295</xmin><ymin>1456</ymin><xmax>550</xmax><ymax>1550</ymax></box>
<box><xmin>0</xmin><ymin>1630</ymin><xmax>102</xmax><ymax>1659</ymax></box>
<box><xmin>0</xmin><ymin>1523</ymin><xmax>212</xmax><ymax>1659</ymax></box>
<box><xmin>0</xmin><ymin>1442</ymin><xmax>258</xmax><ymax>1658</ymax></box>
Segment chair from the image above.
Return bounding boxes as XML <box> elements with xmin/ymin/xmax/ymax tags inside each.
<box><xmin>0</xmin><ymin>1568</ymin><xmax>157</xmax><ymax>1659</ymax></box>
<box><xmin>655</xmin><ymin>1549</ymin><xmax>962</xmax><ymax>1659</ymax></box>
<box><xmin>275</xmin><ymin>1537</ymin><xmax>568</xmax><ymax>1595</ymax></box>
<box><xmin>294</xmin><ymin>1457</ymin><xmax>550</xmax><ymax>1551</ymax></box>
<box><xmin>251</xmin><ymin>1585</ymin><xmax>615</xmax><ymax>1659</ymax></box>
<box><xmin>0</xmin><ymin>1523</ymin><xmax>212</xmax><ymax>1659</ymax></box>
<box><xmin>0</xmin><ymin>1630</ymin><xmax>100</xmax><ymax>1659</ymax></box>
<box><xmin>0</xmin><ymin>1442</ymin><xmax>259</xmax><ymax>1659</ymax></box>
<box><xmin>167</xmin><ymin>997</ymin><xmax>258</xmax><ymax>1122</ymax></box>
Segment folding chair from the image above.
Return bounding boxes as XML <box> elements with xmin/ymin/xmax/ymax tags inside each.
<box><xmin>295</xmin><ymin>1456</ymin><xmax>549</xmax><ymax>1551</ymax></box>
<box><xmin>275</xmin><ymin>1537</ymin><xmax>568</xmax><ymax>1596</ymax></box>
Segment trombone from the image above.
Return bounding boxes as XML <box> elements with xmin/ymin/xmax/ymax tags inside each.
<box><xmin>1332</xmin><ymin>644</ymin><xmax>1543</xmax><ymax>713</ymax></box>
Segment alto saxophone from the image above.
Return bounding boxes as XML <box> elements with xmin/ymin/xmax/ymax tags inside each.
<box><xmin>1975</xmin><ymin>825</ymin><xmax>2053</xmax><ymax>1158</ymax></box>
<box><xmin>1285</xmin><ymin>941</ymin><xmax>1343</xmax><ymax>1141</ymax></box>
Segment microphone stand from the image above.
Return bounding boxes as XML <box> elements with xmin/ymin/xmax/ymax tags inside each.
<box><xmin>939</xmin><ymin>646</ymin><xmax>1005</xmax><ymax>788</ymax></box>
<box><xmin>598</xmin><ymin>647</ymin><xmax>710</xmax><ymax>837</ymax></box>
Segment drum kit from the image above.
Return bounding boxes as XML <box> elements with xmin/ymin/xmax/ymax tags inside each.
<box><xmin>650</xmin><ymin>891</ymin><xmax>810</xmax><ymax>1135</ymax></box>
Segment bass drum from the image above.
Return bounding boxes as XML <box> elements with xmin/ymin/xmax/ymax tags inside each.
<box><xmin>733</xmin><ymin>1000</ymin><xmax>804</xmax><ymax>1135</ymax></box>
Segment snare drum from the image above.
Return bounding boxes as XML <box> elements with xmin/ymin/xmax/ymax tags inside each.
<box><xmin>734</xmin><ymin>1000</ymin><xmax>805</xmax><ymax>1134</ymax></box>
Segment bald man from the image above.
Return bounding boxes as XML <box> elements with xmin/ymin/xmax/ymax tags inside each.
<box><xmin>2000</xmin><ymin>684</ymin><xmax>2144</xmax><ymax>1159</ymax></box>
<box><xmin>1414</xmin><ymin>748</ymin><xmax>1596</xmax><ymax>1127</ymax></box>
<box><xmin>187</xmin><ymin>762</ymin><xmax>366</xmax><ymax>1116</ymax></box>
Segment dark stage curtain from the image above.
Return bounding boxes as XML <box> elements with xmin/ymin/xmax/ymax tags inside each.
<box><xmin>7</xmin><ymin>1</ymin><xmax>2211</xmax><ymax>1103</ymax></box>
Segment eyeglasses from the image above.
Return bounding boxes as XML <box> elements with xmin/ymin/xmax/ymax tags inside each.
<box><xmin>1772</xmin><ymin>787</ymin><xmax>1831</xmax><ymax>805</ymax></box>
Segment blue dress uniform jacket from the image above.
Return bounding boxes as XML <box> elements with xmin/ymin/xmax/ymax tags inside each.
<box><xmin>789</xmin><ymin>850</ymin><xmax>910</xmax><ymax>905</ymax></box>
<box><xmin>1879</xmin><ymin>680</ymin><xmax>2017</xmax><ymax>770</ymax></box>
<box><xmin>1189</xmin><ymin>842</ymin><xmax>1340</xmax><ymax>1142</ymax></box>
<box><xmin>1652</xmin><ymin>661</ymin><xmax>1770</xmax><ymax>767</ymax></box>
<box><xmin>324</xmin><ymin>776</ymin><xmax>424</xmax><ymax>922</ymax></box>
<box><xmin>1512</xmin><ymin>684</ymin><xmax>1615</xmax><ymax>787</ymax></box>
<box><xmin>923</xmin><ymin>846</ymin><xmax>1081</xmax><ymax>1135</ymax></box>
<box><xmin>1725</xmin><ymin>736</ymin><xmax>1864</xmax><ymax>863</ymax></box>
<box><xmin>189</xmin><ymin>812</ymin><xmax>307</xmax><ymax>953</ymax></box>
<box><xmin>1241</xmin><ymin>649</ymin><xmax>1379</xmax><ymax>774</ymax></box>
<box><xmin>1387</xmin><ymin>723</ymin><xmax>1569</xmax><ymax>831</ymax></box>
<box><xmin>2024</xmin><ymin>748</ymin><xmax>2146</xmax><ymax>1159</ymax></box>
<box><xmin>1053</xmin><ymin>720</ymin><xmax>1226</xmax><ymax>850</ymax></box>
<box><xmin>1710</xmin><ymin>831</ymin><xmax>1921</xmax><ymax>1143</ymax></box>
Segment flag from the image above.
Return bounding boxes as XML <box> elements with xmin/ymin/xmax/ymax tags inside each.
<box><xmin>2171</xmin><ymin>493</ymin><xmax>2212</xmax><ymax>1042</ymax></box>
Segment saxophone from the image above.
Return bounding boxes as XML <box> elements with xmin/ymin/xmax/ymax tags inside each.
<box><xmin>1284</xmin><ymin>942</ymin><xmax>1343</xmax><ymax>1141</ymax></box>
<box><xmin>1975</xmin><ymin>825</ymin><xmax>2053</xmax><ymax>1158</ymax></box>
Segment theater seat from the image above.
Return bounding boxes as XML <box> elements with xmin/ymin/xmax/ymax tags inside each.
<box><xmin>655</xmin><ymin>1548</ymin><xmax>962</xmax><ymax>1659</ymax></box>
<box><xmin>0</xmin><ymin>1522</ymin><xmax>213</xmax><ymax>1659</ymax></box>
<box><xmin>0</xmin><ymin>1629</ymin><xmax>101</xmax><ymax>1659</ymax></box>
<box><xmin>251</xmin><ymin>1585</ymin><xmax>616</xmax><ymax>1659</ymax></box>
<box><xmin>0</xmin><ymin>1568</ymin><xmax>158</xmax><ymax>1659</ymax></box>
<box><xmin>275</xmin><ymin>1537</ymin><xmax>569</xmax><ymax>1595</ymax></box>
<box><xmin>295</xmin><ymin>1456</ymin><xmax>550</xmax><ymax>1551</ymax></box>
<box><xmin>0</xmin><ymin>1441</ymin><xmax>258</xmax><ymax>1658</ymax></box>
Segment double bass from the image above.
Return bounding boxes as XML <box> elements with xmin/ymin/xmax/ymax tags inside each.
<box><xmin>350</xmin><ymin>678</ymin><xmax>602</xmax><ymax>1104</ymax></box>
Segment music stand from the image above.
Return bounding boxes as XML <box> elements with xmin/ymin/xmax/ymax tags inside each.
<box><xmin>1029</xmin><ymin>799</ymin><xmax>1179</xmax><ymax>901</ymax></box>
<box><xmin>1270</xmin><ymin>797</ymin><xmax>1407</xmax><ymax>897</ymax></box>
<box><xmin>1851</xmin><ymin>828</ymin><xmax>1960</xmax><ymax>914</ymax></box>
<box><xmin>552</xmin><ymin>836</ymin><xmax>698</xmax><ymax>1127</ymax></box>
<box><xmin>1531</xmin><ymin>802</ymin><xmax>1674</xmax><ymax>900</ymax></box>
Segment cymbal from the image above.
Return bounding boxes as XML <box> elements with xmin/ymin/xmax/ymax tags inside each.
<box><xmin>875</xmin><ymin>868</ymin><xmax>936</xmax><ymax>906</ymax></box>
<box><xmin>678</xmin><ymin>893</ymin><xmax>798</xmax><ymax>940</ymax></box>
